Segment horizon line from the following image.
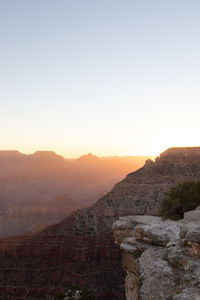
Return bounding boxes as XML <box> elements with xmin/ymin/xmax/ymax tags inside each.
<box><xmin>0</xmin><ymin>149</ymin><xmax>158</xmax><ymax>159</ymax></box>
<box><xmin>0</xmin><ymin>146</ymin><xmax>200</xmax><ymax>159</ymax></box>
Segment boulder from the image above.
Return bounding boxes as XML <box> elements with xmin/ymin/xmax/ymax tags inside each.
<box><xmin>113</xmin><ymin>208</ymin><xmax>200</xmax><ymax>300</ymax></box>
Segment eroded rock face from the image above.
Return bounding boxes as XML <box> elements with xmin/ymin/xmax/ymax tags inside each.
<box><xmin>0</xmin><ymin>147</ymin><xmax>200</xmax><ymax>299</ymax></box>
<box><xmin>113</xmin><ymin>208</ymin><xmax>200</xmax><ymax>300</ymax></box>
<box><xmin>0</xmin><ymin>209</ymin><xmax>125</xmax><ymax>300</ymax></box>
<box><xmin>94</xmin><ymin>147</ymin><xmax>200</xmax><ymax>217</ymax></box>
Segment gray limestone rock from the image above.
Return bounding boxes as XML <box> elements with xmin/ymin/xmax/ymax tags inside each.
<box><xmin>183</xmin><ymin>222</ymin><xmax>200</xmax><ymax>243</ymax></box>
<box><xmin>133</xmin><ymin>222</ymin><xmax>180</xmax><ymax>246</ymax></box>
<box><xmin>113</xmin><ymin>208</ymin><xmax>200</xmax><ymax>300</ymax></box>
<box><xmin>184</xmin><ymin>210</ymin><xmax>200</xmax><ymax>223</ymax></box>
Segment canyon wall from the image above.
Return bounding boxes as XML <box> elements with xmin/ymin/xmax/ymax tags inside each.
<box><xmin>0</xmin><ymin>148</ymin><xmax>200</xmax><ymax>299</ymax></box>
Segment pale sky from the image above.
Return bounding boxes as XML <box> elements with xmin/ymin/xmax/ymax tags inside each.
<box><xmin>0</xmin><ymin>0</ymin><xmax>200</xmax><ymax>157</ymax></box>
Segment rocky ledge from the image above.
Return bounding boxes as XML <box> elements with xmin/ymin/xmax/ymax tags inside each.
<box><xmin>113</xmin><ymin>207</ymin><xmax>200</xmax><ymax>300</ymax></box>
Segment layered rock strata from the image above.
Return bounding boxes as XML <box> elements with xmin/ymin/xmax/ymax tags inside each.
<box><xmin>0</xmin><ymin>148</ymin><xmax>200</xmax><ymax>299</ymax></box>
<box><xmin>113</xmin><ymin>208</ymin><xmax>200</xmax><ymax>300</ymax></box>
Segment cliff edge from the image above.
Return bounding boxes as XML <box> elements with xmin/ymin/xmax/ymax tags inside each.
<box><xmin>113</xmin><ymin>207</ymin><xmax>200</xmax><ymax>300</ymax></box>
<box><xmin>0</xmin><ymin>147</ymin><xmax>200</xmax><ymax>299</ymax></box>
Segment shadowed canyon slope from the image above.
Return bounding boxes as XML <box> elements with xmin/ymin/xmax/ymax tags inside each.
<box><xmin>0</xmin><ymin>151</ymin><xmax>151</xmax><ymax>236</ymax></box>
<box><xmin>0</xmin><ymin>147</ymin><xmax>200</xmax><ymax>299</ymax></box>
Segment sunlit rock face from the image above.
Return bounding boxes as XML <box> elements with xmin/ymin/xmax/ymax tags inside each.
<box><xmin>113</xmin><ymin>208</ymin><xmax>200</xmax><ymax>300</ymax></box>
<box><xmin>94</xmin><ymin>147</ymin><xmax>200</xmax><ymax>217</ymax></box>
<box><xmin>158</xmin><ymin>147</ymin><xmax>200</xmax><ymax>165</ymax></box>
<box><xmin>0</xmin><ymin>147</ymin><xmax>200</xmax><ymax>299</ymax></box>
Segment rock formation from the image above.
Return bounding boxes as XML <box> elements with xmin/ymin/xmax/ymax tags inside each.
<box><xmin>0</xmin><ymin>151</ymin><xmax>148</xmax><ymax>237</ymax></box>
<box><xmin>0</xmin><ymin>147</ymin><xmax>199</xmax><ymax>299</ymax></box>
<box><xmin>94</xmin><ymin>147</ymin><xmax>200</xmax><ymax>217</ymax></box>
<box><xmin>113</xmin><ymin>207</ymin><xmax>200</xmax><ymax>300</ymax></box>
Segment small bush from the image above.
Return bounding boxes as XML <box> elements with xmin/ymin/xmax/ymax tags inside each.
<box><xmin>160</xmin><ymin>181</ymin><xmax>200</xmax><ymax>220</ymax></box>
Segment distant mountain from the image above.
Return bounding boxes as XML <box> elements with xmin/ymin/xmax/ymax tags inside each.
<box><xmin>31</xmin><ymin>151</ymin><xmax>65</xmax><ymax>163</ymax></box>
<box><xmin>0</xmin><ymin>150</ymin><xmax>153</xmax><ymax>236</ymax></box>
<box><xmin>0</xmin><ymin>147</ymin><xmax>198</xmax><ymax>299</ymax></box>
<box><xmin>76</xmin><ymin>152</ymin><xmax>99</xmax><ymax>162</ymax></box>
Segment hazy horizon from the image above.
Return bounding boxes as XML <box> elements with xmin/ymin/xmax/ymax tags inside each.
<box><xmin>0</xmin><ymin>150</ymin><xmax>151</xmax><ymax>236</ymax></box>
<box><xmin>0</xmin><ymin>146</ymin><xmax>198</xmax><ymax>159</ymax></box>
<box><xmin>0</xmin><ymin>1</ymin><xmax>200</xmax><ymax>298</ymax></box>
<box><xmin>1</xmin><ymin>1</ymin><xmax>200</xmax><ymax>157</ymax></box>
<box><xmin>0</xmin><ymin>148</ymin><xmax>156</xmax><ymax>159</ymax></box>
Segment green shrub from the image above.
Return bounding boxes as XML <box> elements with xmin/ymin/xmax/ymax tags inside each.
<box><xmin>160</xmin><ymin>181</ymin><xmax>200</xmax><ymax>220</ymax></box>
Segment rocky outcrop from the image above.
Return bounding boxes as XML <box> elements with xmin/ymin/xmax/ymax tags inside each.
<box><xmin>0</xmin><ymin>147</ymin><xmax>200</xmax><ymax>299</ymax></box>
<box><xmin>94</xmin><ymin>147</ymin><xmax>200</xmax><ymax>218</ymax></box>
<box><xmin>158</xmin><ymin>147</ymin><xmax>200</xmax><ymax>166</ymax></box>
<box><xmin>113</xmin><ymin>208</ymin><xmax>200</xmax><ymax>300</ymax></box>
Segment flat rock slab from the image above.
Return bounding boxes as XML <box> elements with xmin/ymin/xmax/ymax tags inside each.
<box><xmin>184</xmin><ymin>210</ymin><xmax>200</xmax><ymax>223</ymax></box>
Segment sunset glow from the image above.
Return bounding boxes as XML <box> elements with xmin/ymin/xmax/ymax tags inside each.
<box><xmin>1</xmin><ymin>0</ymin><xmax>200</xmax><ymax>157</ymax></box>
<box><xmin>1</xmin><ymin>1</ymin><xmax>200</xmax><ymax>297</ymax></box>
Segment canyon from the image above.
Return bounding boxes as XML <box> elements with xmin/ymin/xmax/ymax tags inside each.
<box><xmin>0</xmin><ymin>147</ymin><xmax>200</xmax><ymax>299</ymax></box>
<box><xmin>0</xmin><ymin>151</ymin><xmax>149</xmax><ymax>237</ymax></box>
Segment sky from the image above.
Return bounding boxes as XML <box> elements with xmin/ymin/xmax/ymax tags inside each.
<box><xmin>0</xmin><ymin>0</ymin><xmax>200</xmax><ymax>158</ymax></box>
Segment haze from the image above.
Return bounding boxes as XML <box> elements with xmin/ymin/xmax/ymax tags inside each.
<box><xmin>1</xmin><ymin>0</ymin><xmax>200</xmax><ymax>157</ymax></box>
<box><xmin>0</xmin><ymin>150</ymin><xmax>153</xmax><ymax>237</ymax></box>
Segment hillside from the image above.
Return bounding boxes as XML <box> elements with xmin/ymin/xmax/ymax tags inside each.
<box><xmin>0</xmin><ymin>147</ymin><xmax>199</xmax><ymax>299</ymax></box>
